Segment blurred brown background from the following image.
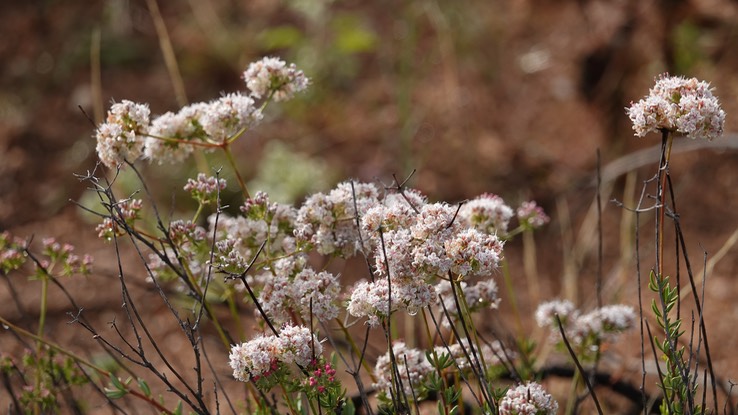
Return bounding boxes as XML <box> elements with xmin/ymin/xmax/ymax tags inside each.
<box><xmin>2</xmin><ymin>0</ymin><xmax>738</xmax><ymax>412</ymax></box>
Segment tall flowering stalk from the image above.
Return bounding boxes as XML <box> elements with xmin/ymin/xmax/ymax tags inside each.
<box><xmin>627</xmin><ymin>74</ymin><xmax>725</xmax><ymax>414</ymax></box>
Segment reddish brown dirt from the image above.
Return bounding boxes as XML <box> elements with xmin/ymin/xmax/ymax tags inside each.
<box><xmin>3</xmin><ymin>0</ymin><xmax>738</xmax><ymax>413</ymax></box>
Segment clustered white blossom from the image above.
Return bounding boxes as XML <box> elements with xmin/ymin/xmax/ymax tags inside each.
<box><xmin>627</xmin><ymin>74</ymin><xmax>725</xmax><ymax>141</ymax></box>
<box><xmin>499</xmin><ymin>382</ymin><xmax>558</xmax><ymax>415</ymax></box>
<box><xmin>94</xmin><ymin>57</ymin><xmax>308</xmax><ymax>168</ymax></box>
<box><xmin>433</xmin><ymin>338</ymin><xmax>509</xmax><ymax>371</ymax></box>
<box><xmin>95</xmin><ymin>100</ymin><xmax>150</xmax><ymax>168</ymax></box>
<box><xmin>199</xmin><ymin>93</ymin><xmax>262</xmax><ymax>144</ymax></box>
<box><xmin>348</xmin><ymin>195</ymin><xmax>505</xmax><ymax>326</ymax></box>
<box><xmin>436</xmin><ymin>278</ymin><xmax>500</xmax><ymax>326</ymax></box>
<box><xmin>374</xmin><ymin>339</ymin><xmax>511</xmax><ymax>397</ymax></box>
<box><xmin>228</xmin><ymin>324</ymin><xmax>322</xmax><ymax>383</ymax></box>
<box><xmin>144</xmin><ymin>103</ymin><xmax>208</xmax><ymax>164</ymax></box>
<box><xmin>459</xmin><ymin>193</ymin><xmax>514</xmax><ymax>234</ymax></box>
<box><xmin>373</xmin><ymin>342</ymin><xmax>434</xmax><ymax>396</ymax></box>
<box><xmin>243</xmin><ymin>56</ymin><xmax>310</xmax><ymax>101</ymax></box>
<box><xmin>294</xmin><ymin>181</ymin><xmax>380</xmax><ymax>257</ymax></box>
<box><xmin>210</xmin><ymin>192</ymin><xmax>298</xmax><ymax>274</ymax></box>
<box><xmin>257</xmin><ymin>259</ymin><xmax>341</xmax><ymax>325</ymax></box>
<box><xmin>536</xmin><ymin>299</ymin><xmax>636</xmax><ymax>347</ymax></box>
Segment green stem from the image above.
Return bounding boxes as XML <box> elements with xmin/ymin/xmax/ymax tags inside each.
<box><xmin>33</xmin><ymin>272</ymin><xmax>49</xmax><ymax>415</ymax></box>
<box><xmin>221</xmin><ymin>144</ymin><xmax>250</xmax><ymax>199</ymax></box>
<box><xmin>564</xmin><ymin>368</ymin><xmax>581</xmax><ymax>415</ymax></box>
<box><xmin>656</xmin><ymin>130</ymin><xmax>673</xmax><ymax>281</ymax></box>
<box><xmin>522</xmin><ymin>230</ymin><xmax>541</xmax><ymax>306</ymax></box>
<box><xmin>500</xmin><ymin>259</ymin><xmax>523</xmax><ymax>335</ymax></box>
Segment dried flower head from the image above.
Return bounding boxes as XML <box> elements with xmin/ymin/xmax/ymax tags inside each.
<box><xmin>627</xmin><ymin>74</ymin><xmax>725</xmax><ymax>141</ymax></box>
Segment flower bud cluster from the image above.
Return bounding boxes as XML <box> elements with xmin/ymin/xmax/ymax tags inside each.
<box><xmin>95</xmin><ymin>100</ymin><xmax>150</xmax><ymax>168</ymax></box>
<box><xmin>40</xmin><ymin>238</ymin><xmax>93</xmax><ymax>276</ymax></box>
<box><xmin>184</xmin><ymin>173</ymin><xmax>227</xmax><ymax>205</ymax></box>
<box><xmin>517</xmin><ymin>201</ymin><xmax>550</xmax><ymax>230</ymax></box>
<box><xmin>256</xmin><ymin>258</ymin><xmax>341</xmax><ymax>325</ymax></box>
<box><xmin>459</xmin><ymin>193</ymin><xmax>514</xmax><ymax>234</ymax></box>
<box><xmin>436</xmin><ymin>278</ymin><xmax>500</xmax><ymax>326</ymax></box>
<box><xmin>373</xmin><ymin>342</ymin><xmax>434</xmax><ymax>397</ymax></box>
<box><xmin>294</xmin><ymin>181</ymin><xmax>380</xmax><ymax>257</ymax></box>
<box><xmin>0</xmin><ymin>232</ymin><xmax>27</xmax><ymax>273</ymax></box>
<box><xmin>96</xmin><ymin>199</ymin><xmax>143</xmax><ymax>241</ymax></box>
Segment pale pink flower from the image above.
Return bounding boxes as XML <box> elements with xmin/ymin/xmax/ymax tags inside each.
<box><xmin>517</xmin><ymin>201</ymin><xmax>550</xmax><ymax>229</ymax></box>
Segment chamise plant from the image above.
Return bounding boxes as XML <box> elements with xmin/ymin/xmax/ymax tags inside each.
<box><xmin>0</xmin><ymin>53</ymin><xmax>734</xmax><ymax>415</ymax></box>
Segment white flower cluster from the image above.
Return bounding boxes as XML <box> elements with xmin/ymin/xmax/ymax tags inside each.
<box><xmin>433</xmin><ymin>338</ymin><xmax>508</xmax><ymax>371</ymax></box>
<box><xmin>536</xmin><ymin>299</ymin><xmax>636</xmax><ymax>346</ymax></box>
<box><xmin>94</xmin><ymin>57</ymin><xmax>308</xmax><ymax>168</ymax></box>
<box><xmin>229</xmin><ymin>324</ymin><xmax>321</xmax><ymax>383</ymax></box>
<box><xmin>499</xmin><ymin>382</ymin><xmax>558</xmax><ymax>415</ymax></box>
<box><xmin>294</xmin><ymin>181</ymin><xmax>380</xmax><ymax>257</ymax></box>
<box><xmin>374</xmin><ymin>339</ymin><xmax>511</xmax><ymax>397</ymax></box>
<box><xmin>257</xmin><ymin>259</ymin><xmax>341</xmax><ymax>324</ymax></box>
<box><xmin>436</xmin><ymin>278</ymin><xmax>500</xmax><ymax>326</ymax></box>
<box><xmin>210</xmin><ymin>192</ymin><xmax>298</xmax><ymax>273</ymax></box>
<box><xmin>373</xmin><ymin>342</ymin><xmax>434</xmax><ymax>396</ymax></box>
<box><xmin>243</xmin><ymin>56</ymin><xmax>310</xmax><ymax>101</ymax></box>
<box><xmin>347</xmin><ymin>189</ymin><xmax>504</xmax><ymax>326</ymax></box>
<box><xmin>627</xmin><ymin>74</ymin><xmax>725</xmax><ymax>141</ymax></box>
<box><xmin>95</xmin><ymin>100</ymin><xmax>150</xmax><ymax>168</ymax></box>
<box><xmin>459</xmin><ymin>193</ymin><xmax>514</xmax><ymax>234</ymax></box>
<box><xmin>144</xmin><ymin>103</ymin><xmax>207</xmax><ymax>164</ymax></box>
